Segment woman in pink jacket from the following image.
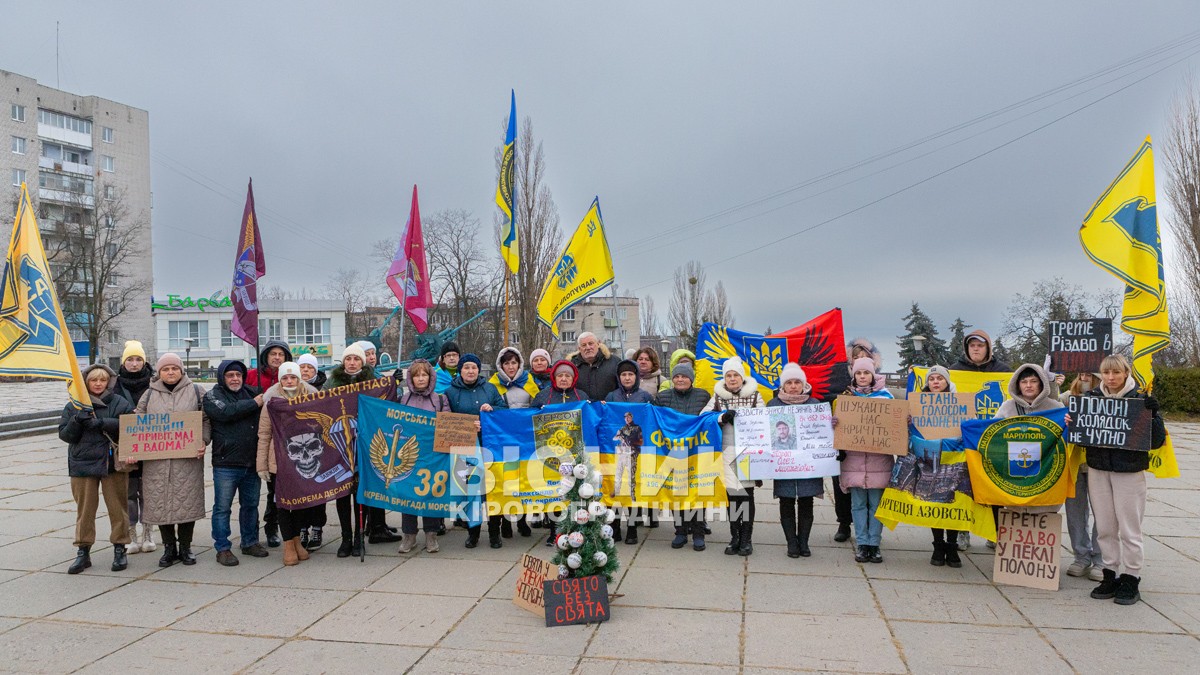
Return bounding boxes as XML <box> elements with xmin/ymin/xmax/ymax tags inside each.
<box><xmin>836</xmin><ymin>357</ymin><xmax>895</xmax><ymax>564</ymax></box>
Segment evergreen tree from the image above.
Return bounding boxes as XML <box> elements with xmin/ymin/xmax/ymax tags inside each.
<box><xmin>947</xmin><ymin>317</ymin><xmax>972</xmax><ymax>364</ymax></box>
<box><xmin>993</xmin><ymin>338</ymin><xmax>1012</xmax><ymax>368</ymax></box>
<box><xmin>550</xmin><ymin>446</ymin><xmax>619</xmax><ymax>583</ymax></box>
<box><xmin>897</xmin><ymin>302</ymin><xmax>949</xmax><ymax>369</ymax></box>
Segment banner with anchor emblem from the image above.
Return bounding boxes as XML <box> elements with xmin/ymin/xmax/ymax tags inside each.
<box><xmin>961</xmin><ymin>409</ymin><xmax>1081</xmax><ymax>507</ymax></box>
<box><xmin>267</xmin><ymin>378</ymin><xmax>395</xmax><ymax>508</ymax></box>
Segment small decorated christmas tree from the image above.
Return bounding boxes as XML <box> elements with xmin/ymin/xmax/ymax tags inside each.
<box><xmin>550</xmin><ymin>445</ymin><xmax>619</xmax><ymax>582</ymax></box>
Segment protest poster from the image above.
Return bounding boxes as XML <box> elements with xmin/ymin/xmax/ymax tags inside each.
<box><xmin>832</xmin><ymin>396</ymin><xmax>908</xmax><ymax>455</ymax></box>
<box><xmin>117</xmin><ymin>411</ymin><xmax>205</xmax><ymax>462</ymax></box>
<box><xmin>1047</xmin><ymin>319</ymin><xmax>1112</xmax><ymax>373</ymax></box>
<box><xmin>268</xmin><ymin>377</ymin><xmax>395</xmax><ymax>508</ymax></box>
<box><xmin>732</xmin><ymin>403</ymin><xmax>838</xmax><ymax>480</ymax></box>
<box><xmin>433</xmin><ymin>412</ymin><xmax>479</xmax><ymax>454</ymax></box>
<box><xmin>993</xmin><ymin>509</ymin><xmax>1062</xmax><ymax>590</ymax></box>
<box><xmin>543</xmin><ymin>575</ymin><xmax>610</xmax><ymax>627</ymax></box>
<box><xmin>514</xmin><ymin>554</ymin><xmax>558</xmax><ymax>616</ymax></box>
<box><xmin>907</xmin><ymin>367</ymin><xmax>1011</xmax><ymax>418</ymax></box>
<box><xmin>908</xmin><ymin>392</ymin><xmax>975</xmax><ymax>440</ymax></box>
<box><xmin>595</xmin><ymin>402</ymin><xmax>727</xmax><ymax>512</ymax></box>
<box><xmin>1066</xmin><ymin>396</ymin><xmax>1151</xmax><ymax>451</ymax></box>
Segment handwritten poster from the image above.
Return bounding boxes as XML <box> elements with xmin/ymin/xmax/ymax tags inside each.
<box><xmin>993</xmin><ymin>510</ymin><xmax>1062</xmax><ymax>590</ymax></box>
<box><xmin>117</xmin><ymin>411</ymin><xmax>205</xmax><ymax>462</ymax></box>
<box><xmin>833</xmin><ymin>396</ymin><xmax>909</xmax><ymax>455</ymax></box>
<box><xmin>908</xmin><ymin>392</ymin><xmax>974</xmax><ymax>440</ymax></box>
<box><xmin>734</xmin><ymin>403</ymin><xmax>838</xmax><ymax>480</ymax></box>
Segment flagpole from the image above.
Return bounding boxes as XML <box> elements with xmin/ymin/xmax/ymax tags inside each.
<box><xmin>397</xmin><ymin>290</ymin><xmax>408</xmax><ymax>368</ymax></box>
<box><xmin>503</xmin><ymin>271</ymin><xmax>510</xmax><ymax>346</ymax></box>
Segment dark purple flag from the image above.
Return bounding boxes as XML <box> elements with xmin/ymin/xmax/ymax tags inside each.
<box><xmin>230</xmin><ymin>179</ymin><xmax>265</xmax><ymax>346</ymax></box>
<box><xmin>268</xmin><ymin>378</ymin><xmax>396</xmax><ymax>508</ymax></box>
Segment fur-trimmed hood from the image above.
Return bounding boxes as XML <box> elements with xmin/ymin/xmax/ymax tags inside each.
<box><xmin>566</xmin><ymin>342</ymin><xmax>613</xmax><ymax>363</ymax></box>
<box><xmin>847</xmin><ymin>337</ymin><xmax>883</xmax><ymax>371</ymax></box>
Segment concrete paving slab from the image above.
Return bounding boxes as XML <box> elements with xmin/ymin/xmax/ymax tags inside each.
<box><xmin>577</xmin><ymin>659</ymin><xmax>734</xmax><ymax>675</ymax></box>
<box><xmin>871</xmin><ymin>578</ymin><xmax>1030</xmax><ymax>626</ymax></box>
<box><xmin>257</xmin><ymin>551</ymin><xmax>401</xmax><ymax>591</ymax></box>
<box><xmin>1043</xmin><ymin>628</ymin><xmax>1200</xmax><ymax>672</ymax></box>
<box><xmin>368</xmin><ymin>556</ymin><xmax>514</xmax><ymax>598</ymax></box>
<box><xmin>587</xmin><ymin>606</ymin><xmax>741</xmax><ymax>666</ymax></box>
<box><xmin>174</xmin><ymin>586</ymin><xmax>354</xmax><ymax>638</ymax></box>
<box><xmin>745</xmin><ymin>572</ymin><xmax>878</xmax><ymax>617</ymax></box>
<box><xmin>999</xmin><ymin>584</ymin><xmax>1185</xmax><ymax>633</ymax></box>
<box><xmin>860</xmin><ymin>547</ymin><xmax>992</xmax><ymax>584</ymax></box>
<box><xmin>1141</xmin><ymin>591</ymin><xmax>1200</xmax><ymax>634</ymax></box>
<box><xmin>614</xmin><ymin>566</ymin><xmax>744</xmax><ymax>611</ymax></box>
<box><xmin>52</xmin><ymin>578</ymin><xmax>238</xmax><ymax>628</ymax></box>
<box><xmin>0</xmin><ymin>620</ymin><xmax>149</xmax><ymax>673</ymax></box>
<box><xmin>438</xmin><ymin>598</ymin><xmax>590</xmax><ymax>657</ymax></box>
<box><xmin>743</xmin><ymin>612</ymin><xmax>906</xmax><ymax>673</ymax></box>
<box><xmin>410</xmin><ymin>647</ymin><xmax>581</xmax><ymax>674</ymax></box>
<box><xmin>0</xmin><ymin>571</ymin><xmax>128</xmax><ymax>618</ymax></box>
<box><xmin>0</xmin><ymin>509</ymin><xmax>76</xmax><ymax>538</ymax></box>
<box><xmin>303</xmin><ymin>591</ymin><xmax>476</xmax><ymax>646</ymax></box>
<box><xmin>78</xmin><ymin>628</ymin><xmax>282</xmax><ymax>673</ymax></box>
<box><xmin>244</xmin><ymin>639</ymin><xmax>427</xmax><ymax>674</ymax></box>
<box><xmin>890</xmin><ymin>620</ymin><xmax>1072</xmax><ymax>674</ymax></box>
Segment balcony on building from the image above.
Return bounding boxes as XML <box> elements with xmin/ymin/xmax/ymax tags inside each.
<box><xmin>37</xmin><ymin>109</ymin><xmax>93</xmax><ymax>150</ymax></box>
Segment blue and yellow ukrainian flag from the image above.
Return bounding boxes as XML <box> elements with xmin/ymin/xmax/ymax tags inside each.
<box><xmin>0</xmin><ymin>185</ymin><xmax>91</xmax><ymax>411</ymax></box>
<box><xmin>1080</xmin><ymin>137</ymin><xmax>1169</xmax><ymax>392</ymax></box>
<box><xmin>536</xmin><ymin>198</ymin><xmax>615</xmax><ymax>335</ymax></box>
<box><xmin>497</xmin><ymin>90</ymin><xmax>519</xmax><ymax>274</ymax></box>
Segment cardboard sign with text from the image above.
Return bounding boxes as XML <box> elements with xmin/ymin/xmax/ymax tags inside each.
<box><xmin>117</xmin><ymin>411</ymin><xmax>205</xmax><ymax>462</ymax></box>
<box><xmin>1047</xmin><ymin>319</ymin><xmax>1112</xmax><ymax>373</ymax></box>
<box><xmin>513</xmin><ymin>554</ymin><xmax>558</xmax><ymax>616</ymax></box>
<box><xmin>434</xmin><ymin>412</ymin><xmax>479</xmax><ymax>454</ymax></box>
<box><xmin>993</xmin><ymin>509</ymin><xmax>1062</xmax><ymax>590</ymax></box>
<box><xmin>1066</xmin><ymin>396</ymin><xmax>1151</xmax><ymax>451</ymax></box>
<box><xmin>543</xmin><ymin>575</ymin><xmax>610</xmax><ymax>627</ymax></box>
<box><xmin>833</xmin><ymin>396</ymin><xmax>909</xmax><ymax>455</ymax></box>
<box><xmin>908</xmin><ymin>392</ymin><xmax>975</xmax><ymax>440</ymax></box>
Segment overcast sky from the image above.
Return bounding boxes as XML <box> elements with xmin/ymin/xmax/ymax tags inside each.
<box><xmin>5</xmin><ymin>1</ymin><xmax>1200</xmax><ymax>366</ymax></box>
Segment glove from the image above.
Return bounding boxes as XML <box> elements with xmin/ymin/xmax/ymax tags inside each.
<box><xmin>74</xmin><ymin>412</ymin><xmax>93</xmax><ymax>426</ymax></box>
<box><xmin>1143</xmin><ymin>395</ymin><xmax>1160</xmax><ymax>413</ymax></box>
<box><xmin>719</xmin><ymin>410</ymin><xmax>736</xmax><ymax>425</ymax></box>
<box><xmin>836</xmin><ymin>450</ymin><xmax>847</xmax><ymax>462</ymax></box>
<box><xmin>85</xmin><ymin>417</ymin><xmax>104</xmax><ymax>430</ymax></box>
<box><xmin>258</xmin><ymin>471</ymin><xmax>271</xmax><ymax>483</ymax></box>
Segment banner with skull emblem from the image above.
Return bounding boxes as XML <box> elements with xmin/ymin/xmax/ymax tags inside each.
<box><xmin>268</xmin><ymin>377</ymin><xmax>396</xmax><ymax>508</ymax></box>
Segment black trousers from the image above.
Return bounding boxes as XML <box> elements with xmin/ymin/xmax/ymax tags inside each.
<box><xmin>931</xmin><ymin>528</ymin><xmax>962</xmax><ymax>542</ymax></box>
<box><xmin>279</xmin><ymin>506</ymin><xmax>321</xmax><ymax>540</ymax></box>
<box><xmin>263</xmin><ymin>476</ymin><xmax>278</xmax><ymax>533</ymax></box>
<box><xmin>401</xmin><ymin>513</ymin><xmax>441</xmax><ymax>535</ymax></box>
<box><xmin>728</xmin><ymin>489</ymin><xmax>756</xmax><ymax>524</ymax></box>
<box><xmin>832</xmin><ymin>476</ymin><xmax>852</xmax><ymax>526</ymax></box>
<box><xmin>159</xmin><ymin>521</ymin><xmax>195</xmax><ymax>546</ymax></box>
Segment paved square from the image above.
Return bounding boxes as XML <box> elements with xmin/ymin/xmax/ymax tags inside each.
<box><xmin>1</xmin><ymin>421</ymin><xmax>1198</xmax><ymax>673</ymax></box>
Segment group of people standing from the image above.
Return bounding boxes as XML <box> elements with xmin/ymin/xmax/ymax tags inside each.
<box><xmin>58</xmin><ymin>329</ymin><xmax>1165</xmax><ymax>606</ymax></box>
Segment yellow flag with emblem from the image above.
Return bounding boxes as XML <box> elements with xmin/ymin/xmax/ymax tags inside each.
<box><xmin>536</xmin><ymin>198</ymin><xmax>614</xmax><ymax>335</ymax></box>
<box><xmin>0</xmin><ymin>185</ymin><xmax>91</xmax><ymax>411</ymax></box>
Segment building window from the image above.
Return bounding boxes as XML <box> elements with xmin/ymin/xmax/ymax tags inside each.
<box><xmin>562</xmin><ymin>331</ymin><xmax>576</xmax><ymax>342</ymax></box>
<box><xmin>38</xmin><ymin>171</ymin><xmax>92</xmax><ymax>195</ymax></box>
<box><xmin>11</xmin><ymin>104</ymin><xmax>24</xmax><ymax>122</ymax></box>
<box><xmin>287</xmin><ymin>318</ymin><xmax>331</xmax><ymax>344</ymax></box>
<box><xmin>104</xmin><ymin>215</ymin><xmax>115</xmax><ymax>230</ymax></box>
<box><xmin>101</xmin><ymin>155</ymin><xmax>114</xmax><ymax>172</ymax></box>
<box><xmin>562</xmin><ymin>309</ymin><xmax>576</xmax><ymax>321</ymax></box>
<box><xmin>11</xmin><ymin>137</ymin><xmax>25</xmax><ymax>154</ymax></box>
<box><xmin>106</xmin><ymin>330</ymin><xmax>119</xmax><ymax>344</ymax></box>
<box><xmin>168</xmin><ymin>320</ymin><xmax>209</xmax><ymax>349</ymax></box>
<box><xmin>258</xmin><ymin>318</ymin><xmax>282</xmax><ymax>342</ymax></box>
<box><xmin>619</xmin><ymin>308</ymin><xmax>627</xmax><ymax>320</ymax></box>
<box><xmin>101</xmin><ymin>126</ymin><xmax>113</xmax><ymax>143</ymax></box>
<box><xmin>107</xmin><ymin>300</ymin><xmax>121</xmax><ymax>316</ymax></box>
<box><xmin>220</xmin><ymin>320</ymin><xmax>235</xmax><ymax>347</ymax></box>
<box><xmin>104</xmin><ymin>185</ymin><xmax>115</xmax><ymax>200</ymax></box>
<box><xmin>37</xmin><ymin>109</ymin><xmax>91</xmax><ymax>134</ymax></box>
<box><xmin>11</xmin><ymin>169</ymin><xmax>25</xmax><ymax>187</ymax></box>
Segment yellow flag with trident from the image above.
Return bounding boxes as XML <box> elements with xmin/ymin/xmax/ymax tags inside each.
<box><xmin>536</xmin><ymin>198</ymin><xmax>615</xmax><ymax>335</ymax></box>
<box><xmin>0</xmin><ymin>184</ymin><xmax>91</xmax><ymax>411</ymax></box>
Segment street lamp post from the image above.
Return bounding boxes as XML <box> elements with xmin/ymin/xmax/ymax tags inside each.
<box><xmin>183</xmin><ymin>337</ymin><xmax>199</xmax><ymax>377</ymax></box>
<box><xmin>911</xmin><ymin>335</ymin><xmax>927</xmax><ymax>368</ymax></box>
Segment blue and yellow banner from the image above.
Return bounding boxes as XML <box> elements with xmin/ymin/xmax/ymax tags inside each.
<box><xmin>876</xmin><ymin>437</ymin><xmax>997</xmax><ymax>540</ymax></box>
<box><xmin>907</xmin><ymin>367</ymin><xmax>1011</xmax><ymax>418</ymax></box>
<box><xmin>536</xmin><ymin>198</ymin><xmax>614</xmax><ymax>335</ymax></box>
<box><xmin>0</xmin><ymin>185</ymin><xmax>90</xmax><ymax>411</ymax></box>
<box><xmin>596</xmin><ymin>403</ymin><xmax>727</xmax><ymax>511</ymax></box>
<box><xmin>356</xmin><ymin>396</ymin><xmax>481</xmax><ymax>521</ymax></box>
<box><xmin>962</xmin><ymin>410</ymin><xmax>1080</xmax><ymax>507</ymax></box>
<box><xmin>1080</xmin><ymin>137</ymin><xmax>1169</xmax><ymax>392</ymax></box>
<box><xmin>497</xmin><ymin>90</ymin><xmax>518</xmax><ymax>274</ymax></box>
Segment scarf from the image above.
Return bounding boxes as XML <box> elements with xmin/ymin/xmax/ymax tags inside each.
<box><xmin>498</xmin><ymin>369</ymin><xmax>531</xmax><ymax>390</ymax></box>
<box><xmin>118</xmin><ymin>365</ymin><xmax>152</xmax><ymax>401</ymax></box>
<box><xmin>775</xmin><ymin>390</ymin><xmax>810</xmax><ymax>405</ymax></box>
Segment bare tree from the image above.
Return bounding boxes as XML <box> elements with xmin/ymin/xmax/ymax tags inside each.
<box><xmin>39</xmin><ymin>182</ymin><xmax>149</xmax><ymax>364</ymax></box>
<box><xmin>707</xmin><ymin>281</ymin><xmax>734</xmax><ymax>327</ymax></box>
<box><xmin>640</xmin><ymin>294</ymin><xmax>661</xmax><ymax>338</ymax></box>
<box><xmin>324</xmin><ymin>267</ymin><xmax>378</xmax><ymax>337</ymax></box>
<box><xmin>1161</xmin><ymin>75</ymin><xmax>1200</xmax><ymax>366</ymax></box>
<box><xmin>669</xmin><ymin>261</ymin><xmax>711</xmax><ymax>350</ymax></box>
<box><xmin>1000</xmin><ymin>277</ymin><xmax>1127</xmax><ymax>365</ymax></box>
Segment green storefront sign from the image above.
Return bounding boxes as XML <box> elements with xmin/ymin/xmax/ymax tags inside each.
<box><xmin>151</xmin><ymin>292</ymin><xmax>233</xmax><ymax>313</ymax></box>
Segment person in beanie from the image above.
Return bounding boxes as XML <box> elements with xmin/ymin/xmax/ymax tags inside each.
<box><xmin>395</xmin><ymin>359</ymin><xmax>451</xmax><ymax>553</ymax></box>
<box><xmin>770</xmin><ymin>363</ymin><xmax>824</xmax><ymax>558</ymax></box>
<box><xmin>658</xmin><ymin>349</ymin><xmax>697</xmax><ymax>391</ymax></box>
<box><xmin>702</xmin><ymin>357</ymin><xmax>765</xmax><ymax>556</ymax></box>
<box><xmin>113</xmin><ymin>340</ymin><xmax>154</xmax><ymax>554</ymax></box>
<box><xmin>434</xmin><ymin>341</ymin><xmax>461</xmax><ymax>394</ymax></box>
<box><xmin>653</xmin><ymin>360</ymin><xmax>711</xmax><ymax>550</ymax></box>
<box><xmin>531</xmin><ymin>360</ymin><xmax>590</xmax><ymax>545</ymax></box>
<box><xmin>445</xmin><ymin>353</ymin><xmax>509</xmax><ymax>548</ymax></box>
<box><xmin>528</xmin><ymin>348</ymin><xmax>553</xmax><ymax>391</ymax></box>
<box><xmin>356</xmin><ymin>341</ymin><xmax>378</xmax><ymax>368</ymax></box>
<box><xmin>917</xmin><ymin>365</ymin><xmax>963</xmax><ymax>569</ymax></box>
<box><xmin>570</xmin><ymin>332</ymin><xmax>620</xmax><ymax>401</ymax></box>
<box><xmin>135</xmin><ymin>353</ymin><xmax>210</xmax><ymax>568</ymax></box>
<box><xmin>203</xmin><ymin>360</ymin><xmax>268</xmax><ymax>566</ymax></box>
<box><xmin>836</xmin><ymin>357</ymin><xmax>894</xmax><ymax>564</ymax></box>
<box><xmin>257</xmin><ymin>362</ymin><xmax>320</xmax><ymax>566</ymax></box>
<box><xmin>489</xmin><ymin>347</ymin><xmax>539</xmax><ymax>538</ymax></box>
<box><xmin>245</xmin><ymin>340</ymin><xmax>291</xmax><ymax>547</ymax></box>
<box><xmin>606</xmin><ymin>359</ymin><xmax>654</xmax><ymax>404</ymax></box>
<box><xmin>297</xmin><ymin>353</ymin><xmax>327</xmax><ymax>389</ymax></box>
<box><xmin>59</xmin><ymin>365</ymin><xmax>135</xmax><ymax>574</ymax></box>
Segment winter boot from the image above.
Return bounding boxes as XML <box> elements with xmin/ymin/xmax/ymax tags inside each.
<box><xmin>283</xmin><ymin>539</ymin><xmax>299</xmax><ymax>566</ymax></box>
<box><xmin>854</xmin><ymin>545</ymin><xmax>870</xmax><ymax>563</ymax></box>
<box><xmin>500</xmin><ymin>519</ymin><xmax>514</xmax><ymax>539</ymax></box>
<box><xmin>265</xmin><ymin>524</ymin><xmax>281</xmax><ymax>548</ymax></box>
<box><xmin>141</xmin><ymin>524</ymin><xmax>156</xmax><ymax>553</ymax></box>
<box><xmin>517</xmin><ymin>516</ymin><xmax>532</xmax><ymax>537</ymax></box>
<box><xmin>738</xmin><ymin>522</ymin><xmax>754</xmax><ymax>556</ymax></box>
<box><xmin>724</xmin><ymin>521</ymin><xmax>742</xmax><ymax>555</ymax></box>
<box><xmin>612</xmin><ymin>522</ymin><xmax>622</xmax><ymax>543</ymax></box>
<box><xmin>68</xmin><ymin>546</ymin><xmax>91</xmax><ymax>574</ymax></box>
<box><xmin>292</xmin><ymin>537</ymin><xmax>309</xmax><ymax>561</ymax></box>
<box><xmin>692</xmin><ymin>522</ymin><xmax>706</xmax><ymax>551</ymax></box>
<box><xmin>624</xmin><ymin>524</ymin><xmax>638</xmax><ymax>545</ymax></box>
<box><xmin>1090</xmin><ymin>568</ymin><xmax>1118</xmax><ymax>599</ymax></box>
<box><xmin>671</xmin><ymin>524</ymin><xmax>688</xmax><ymax>549</ymax></box>
<box><xmin>797</xmin><ymin>508</ymin><xmax>813</xmax><ymax>558</ymax></box>
<box><xmin>351</xmin><ymin>532</ymin><xmax>364</xmax><ymax>557</ymax></box>
<box><xmin>930</xmin><ymin>541</ymin><xmax>946</xmax><ymax>567</ymax></box>
<box><xmin>1114</xmin><ymin>574</ymin><xmax>1141</xmax><ymax>605</ymax></box>
<box><xmin>337</xmin><ymin>529</ymin><xmax>354</xmax><ymax>558</ymax></box>
<box><xmin>466</xmin><ymin>525</ymin><xmax>481</xmax><ymax>548</ymax></box>
<box><xmin>127</xmin><ymin>524</ymin><xmax>142</xmax><ymax>554</ymax></box>
<box><xmin>424</xmin><ymin>532</ymin><xmax>440</xmax><ymax>553</ymax></box>
<box><xmin>488</xmin><ymin>518</ymin><xmax>503</xmax><ymax>549</ymax></box>
<box><xmin>945</xmin><ymin>543</ymin><xmax>962</xmax><ymax>569</ymax></box>
<box><xmin>178</xmin><ymin>537</ymin><xmax>196</xmax><ymax>566</ymax></box>
<box><xmin>398</xmin><ymin>533</ymin><xmax>417</xmax><ymax>554</ymax></box>
<box><xmin>780</xmin><ymin>502</ymin><xmax>800</xmax><ymax>558</ymax></box>
<box><xmin>869</xmin><ymin>545</ymin><xmax>883</xmax><ymax>564</ymax></box>
<box><xmin>159</xmin><ymin>543</ymin><xmax>179</xmax><ymax>568</ymax></box>
<box><xmin>834</xmin><ymin>523</ymin><xmax>852</xmax><ymax>543</ymax></box>
<box><xmin>111</xmin><ymin>544</ymin><xmax>128</xmax><ymax>572</ymax></box>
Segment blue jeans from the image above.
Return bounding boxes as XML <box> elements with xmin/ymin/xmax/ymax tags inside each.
<box><xmin>1065</xmin><ymin>469</ymin><xmax>1101</xmax><ymax>566</ymax></box>
<box><xmin>212</xmin><ymin>466</ymin><xmax>261</xmax><ymax>552</ymax></box>
<box><xmin>850</xmin><ymin>487</ymin><xmax>884</xmax><ymax>547</ymax></box>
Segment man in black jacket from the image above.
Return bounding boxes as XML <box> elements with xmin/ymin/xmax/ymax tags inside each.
<box><xmin>571</xmin><ymin>332</ymin><xmax>620</xmax><ymax>401</ymax></box>
<box><xmin>203</xmin><ymin>360</ymin><xmax>268</xmax><ymax>566</ymax></box>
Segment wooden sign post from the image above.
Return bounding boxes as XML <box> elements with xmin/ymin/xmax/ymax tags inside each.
<box><xmin>433</xmin><ymin>412</ymin><xmax>479</xmax><ymax>454</ymax></box>
<box><xmin>1066</xmin><ymin>396</ymin><xmax>1151</xmax><ymax>451</ymax></box>
<box><xmin>543</xmin><ymin>575</ymin><xmax>610</xmax><ymax>627</ymax></box>
<box><xmin>513</xmin><ymin>554</ymin><xmax>557</xmax><ymax>616</ymax></box>
<box><xmin>993</xmin><ymin>509</ymin><xmax>1062</xmax><ymax>590</ymax></box>
<box><xmin>908</xmin><ymin>392</ymin><xmax>974</xmax><ymax>440</ymax></box>
<box><xmin>117</xmin><ymin>411</ymin><xmax>205</xmax><ymax>462</ymax></box>
<box><xmin>833</xmin><ymin>396</ymin><xmax>909</xmax><ymax>455</ymax></box>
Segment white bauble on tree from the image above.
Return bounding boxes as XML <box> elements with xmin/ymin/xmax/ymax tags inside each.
<box><xmin>578</xmin><ymin>482</ymin><xmax>595</xmax><ymax>499</ymax></box>
<box><xmin>567</xmin><ymin>552</ymin><xmax>582</xmax><ymax>569</ymax></box>
<box><xmin>556</xmin><ymin>534</ymin><xmax>570</xmax><ymax>550</ymax></box>
<box><xmin>593</xmin><ymin>551</ymin><xmax>608</xmax><ymax>566</ymax></box>
<box><xmin>558</xmin><ymin>565</ymin><xmax>569</xmax><ymax>579</ymax></box>
<box><xmin>568</xmin><ymin>531</ymin><xmax>585</xmax><ymax>548</ymax></box>
<box><xmin>559</xmin><ymin>462</ymin><xmax>574</xmax><ymax>476</ymax></box>
<box><xmin>604</xmin><ymin>509</ymin><xmax>617</xmax><ymax>524</ymax></box>
<box><xmin>573</xmin><ymin>509</ymin><xmax>591</xmax><ymax>525</ymax></box>
<box><xmin>601</xmin><ymin>525</ymin><xmax>614</xmax><ymax>540</ymax></box>
<box><xmin>588</xmin><ymin>501</ymin><xmax>607</xmax><ymax>517</ymax></box>
<box><xmin>572</xmin><ymin>464</ymin><xmax>589</xmax><ymax>480</ymax></box>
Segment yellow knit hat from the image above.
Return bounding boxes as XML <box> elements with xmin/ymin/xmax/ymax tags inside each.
<box><xmin>121</xmin><ymin>340</ymin><xmax>147</xmax><ymax>363</ymax></box>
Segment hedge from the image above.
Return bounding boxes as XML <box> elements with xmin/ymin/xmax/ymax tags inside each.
<box><xmin>1153</xmin><ymin>367</ymin><xmax>1200</xmax><ymax>415</ymax></box>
